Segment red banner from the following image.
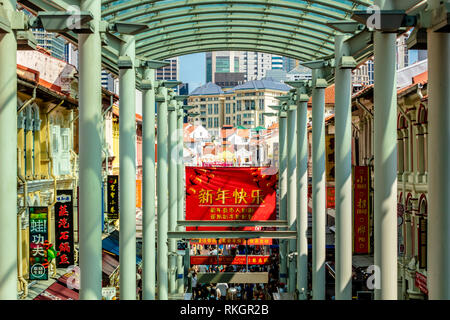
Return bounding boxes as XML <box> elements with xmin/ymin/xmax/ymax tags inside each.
<box><xmin>191</xmin><ymin>238</ymin><xmax>273</xmax><ymax>245</ymax></box>
<box><xmin>353</xmin><ymin>166</ymin><xmax>370</xmax><ymax>254</ymax></box>
<box><xmin>190</xmin><ymin>255</ymin><xmax>271</xmax><ymax>265</ymax></box>
<box><xmin>308</xmin><ymin>185</ymin><xmax>335</xmax><ymax>209</ymax></box>
<box><xmin>185</xmin><ymin>167</ymin><xmax>277</xmax><ymax>231</ymax></box>
<box><xmin>415</xmin><ymin>272</ymin><xmax>428</xmax><ymax>295</ymax></box>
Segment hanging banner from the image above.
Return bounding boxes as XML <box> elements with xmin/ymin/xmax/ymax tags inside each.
<box><xmin>55</xmin><ymin>190</ymin><xmax>75</xmax><ymax>267</ymax></box>
<box><xmin>415</xmin><ymin>272</ymin><xmax>428</xmax><ymax>295</ymax></box>
<box><xmin>325</xmin><ymin>134</ymin><xmax>335</xmax><ymax>182</ymax></box>
<box><xmin>418</xmin><ymin>217</ymin><xmax>427</xmax><ymax>269</ymax></box>
<box><xmin>191</xmin><ymin>238</ymin><xmax>273</xmax><ymax>245</ymax></box>
<box><xmin>185</xmin><ymin>167</ymin><xmax>277</xmax><ymax>232</ymax></box>
<box><xmin>136</xmin><ymin>179</ymin><xmax>142</xmax><ymax>209</ymax></box>
<box><xmin>190</xmin><ymin>255</ymin><xmax>271</xmax><ymax>265</ymax></box>
<box><xmin>353</xmin><ymin>166</ymin><xmax>370</xmax><ymax>254</ymax></box>
<box><xmin>29</xmin><ymin>207</ymin><xmax>49</xmax><ymax>280</ymax></box>
<box><xmin>107</xmin><ymin>175</ymin><xmax>119</xmax><ymax>220</ymax></box>
<box><xmin>308</xmin><ymin>185</ymin><xmax>335</xmax><ymax>209</ymax></box>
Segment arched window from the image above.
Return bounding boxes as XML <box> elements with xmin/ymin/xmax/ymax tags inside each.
<box><xmin>416</xmin><ymin>105</ymin><xmax>428</xmax><ymax>179</ymax></box>
<box><xmin>397</xmin><ymin>114</ymin><xmax>408</xmax><ymax>175</ymax></box>
<box><xmin>418</xmin><ymin>195</ymin><xmax>427</xmax><ymax>269</ymax></box>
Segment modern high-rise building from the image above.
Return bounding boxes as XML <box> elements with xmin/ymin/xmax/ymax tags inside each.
<box><xmin>101</xmin><ymin>70</ymin><xmax>116</xmax><ymax>93</ymax></box>
<box><xmin>64</xmin><ymin>43</ymin><xmax>78</xmax><ymax>67</ymax></box>
<box><xmin>271</xmin><ymin>55</ymin><xmax>284</xmax><ymax>70</ymax></box>
<box><xmin>207</xmin><ymin>51</ymin><xmax>290</xmax><ymax>84</ymax></box>
<box><xmin>156</xmin><ymin>57</ymin><xmax>180</xmax><ymax>93</ymax></box>
<box><xmin>32</xmin><ymin>28</ymin><xmax>66</xmax><ymax>61</ymax></box>
<box><xmin>206</xmin><ymin>52</ymin><xmax>241</xmax><ymax>83</ymax></box>
<box><xmin>283</xmin><ymin>57</ymin><xmax>299</xmax><ymax>72</ymax></box>
<box><xmin>188</xmin><ymin>79</ymin><xmax>291</xmax><ymax>137</ymax></box>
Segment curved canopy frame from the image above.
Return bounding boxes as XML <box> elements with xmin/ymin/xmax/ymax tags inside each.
<box><xmin>101</xmin><ymin>0</ymin><xmax>373</xmax><ymax>62</ymax></box>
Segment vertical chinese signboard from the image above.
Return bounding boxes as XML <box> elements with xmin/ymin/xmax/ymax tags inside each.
<box><xmin>353</xmin><ymin>166</ymin><xmax>370</xmax><ymax>254</ymax></box>
<box><xmin>185</xmin><ymin>167</ymin><xmax>277</xmax><ymax>233</ymax></box>
<box><xmin>107</xmin><ymin>175</ymin><xmax>119</xmax><ymax>220</ymax></box>
<box><xmin>55</xmin><ymin>190</ymin><xmax>74</xmax><ymax>267</ymax></box>
<box><xmin>325</xmin><ymin>135</ymin><xmax>335</xmax><ymax>182</ymax></box>
<box><xmin>418</xmin><ymin>217</ymin><xmax>427</xmax><ymax>269</ymax></box>
<box><xmin>29</xmin><ymin>207</ymin><xmax>48</xmax><ymax>280</ymax></box>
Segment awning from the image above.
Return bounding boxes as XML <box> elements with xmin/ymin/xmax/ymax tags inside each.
<box><xmin>102</xmin><ymin>230</ymin><xmax>142</xmax><ymax>264</ymax></box>
<box><xmin>33</xmin><ymin>279</ymin><xmax>79</xmax><ymax>300</ymax></box>
<box><xmin>103</xmin><ymin>250</ymin><xmax>120</xmax><ymax>278</ymax></box>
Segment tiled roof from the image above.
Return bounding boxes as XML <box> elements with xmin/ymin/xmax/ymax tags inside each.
<box><xmin>190</xmin><ymin>82</ymin><xmax>224</xmax><ymax>95</ymax></box>
<box><xmin>308</xmin><ymin>84</ymin><xmax>335</xmax><ymax>105</ymax></box>
<box><xmin>229</xmin><ymin>79</ymin><xmax>292</xmax><ymax>92</ymax></box>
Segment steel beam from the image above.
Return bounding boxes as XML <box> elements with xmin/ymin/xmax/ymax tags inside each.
<box><xmin>373</xmin><ymin>22</ymin><xmax>398</xmax><ymax>300</ymax></box>
<box><xmin>177</xmin><ymin>220</ymin><xmax>288</xmax><ymax>227</ymax></box>
<box><xmin>311</xmin><ymin>68</ymin><xmax>327</xmax><ymax>301</ymax></box>
<box><xmin>168</xmin><ymin>93</ymin><xmax>178</xmax><ymax>294</ymax></box>
<box><xmin>119</xmin><ymin>34</ymin><xmax>137</xmax><ymax>301</ymax></box>
<box><xmin>176</xmin><ymin>102</ymin><xmax>185</xmax><ymax>295</ymax></box>
<box><xmin>142</xmin><ymin>68</ymin><xmax>156</xmax><ymax>300</ymax></box>
<box><xmin>278</xmin><ymin>109</ymin><xmax>288</xmax><ymax>286</ymax></box>
<box><xmin>156</xmin><ymin>85</ymin><xmax>169</xmax><ymax>300</ymax></box>
<box><xmin>167</xmin><ymin>231</ymin><xmax>297</xmax><ymax>239</ymax></box>
<box><xmin>287</xmin><ymin>99</ymin><xmax>297</xmax><ymax>294</ymax></box>
<box><xmin>78</xmin><ymin>0</ymin><xmax>102</xmax><ymax>300</ymax></box>
<box><xmin>427</xmin><ymin>28</ymin><xmax>450</xmax><ymax>300</ymax></box>
<box><xmin>0</xmin><ymin>0</ymin><xmax>18</xmax><ymax>300</ymax></box>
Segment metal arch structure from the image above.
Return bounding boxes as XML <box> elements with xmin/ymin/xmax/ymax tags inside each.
<box><xmin>101</xmin><ymin>0</ymin><xmax>373</xmax><ymax>63</ymax></box>
<box><xmin>4</xmin><ymin>0</ymin><xmax>446</xmax><ymax>303</ymax></box>
<box><xmin>19</xmin><ymin>0</ymin><xmax>374</xmax><ymax>76</ymax></box>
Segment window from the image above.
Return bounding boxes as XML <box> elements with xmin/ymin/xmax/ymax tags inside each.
<box><xmin>225</xmin><ymin>103</ymin><xmax>231</xmax><ymax>114</ymax></box>
<box><xmin>226</xmin><ymin>117</ymin><xmax>231</xmax><ymax>125</ymax></box>
<box><xmin>208</xmin><ymin>104</ymin><xmax>213</xmax><ymax>114</ymax></box>
<box><xmin>214</xmin><ymin>104</ymin><xmax>219</xmax><ymax>114</ymax></box>
<box><xmin>208</xmin><ymin>118</ymin><xmax>212</xmax><ymax>128</ymax></box>
<box><xmin>237</xmin><ymin>115</ymin><xmax>241</xmax><ymax>126</ymax></box>
<box><xmin>214</xmin><ymin>117</ymin><xmax>219</xmax><ymax>127</ymax></box>
<box><xmin>259</xmin><ymin>99</ymin><xmax>264</xmax><ymax>110</ymax></box>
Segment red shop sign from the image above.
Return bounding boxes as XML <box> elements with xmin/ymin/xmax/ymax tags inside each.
<box><xmin>415</xmin><ymin>272</ymin><xmax>428</xmax><ymax>295</ymax></box>
<box><xmin>185</xmin><ymin>167</ymin><xmax>277</xmax><ymax>232</ymax></box>
<box><xmin>190</xmin><ymin>255</ymin><xmax>271</xmax><ymax>265</ymax></box>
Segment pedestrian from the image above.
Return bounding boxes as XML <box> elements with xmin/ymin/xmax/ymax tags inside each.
<box><xmin>216</xmin><ymin>282</ymin><xmax>228</xmax><ymax>300</ymax></box>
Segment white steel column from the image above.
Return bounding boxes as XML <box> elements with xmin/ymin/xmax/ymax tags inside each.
<box><xmin>373</xmin><ymin>28</ymin><xmax>398</xmax><ymax>301</ymax></box>
<box><xmin>427</xmin><ymin>27</ymin><xmax>450</xmax><ymax>300</ymax></box>
<box><xmin>311</xmin><ymin>69</ymin><xmax>327</xmax><ymax>300</ymax></box>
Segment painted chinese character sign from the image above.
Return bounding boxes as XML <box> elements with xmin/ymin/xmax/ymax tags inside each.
<box><xmin>29</xmin><ymin>207</ymin><xmax>48</xmax><ymax>280</ymax></box>
<box><xmin>185</xmin><ymin>167</ymin><xmax>277</xmax><ymax>231</ymax></box>
<box><xmin>353</xmin><ymin>166</ymin><xmax>370</xmax><ymax>254</ymax></box>
<box><xmin>107</xmin><ymin>175</ymin><xmax>119</xmax><ymax>220</ymax></box>
<box><xmin>55</xmin><ymin>190</ymin><xmax>74</xmax><ymax>267</ymax></box>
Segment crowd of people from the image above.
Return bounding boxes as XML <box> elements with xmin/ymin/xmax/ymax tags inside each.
<box><xmin>187</xmin><ymin>243</ymin><xmax>287</xmax><ymax>300</ymax></box>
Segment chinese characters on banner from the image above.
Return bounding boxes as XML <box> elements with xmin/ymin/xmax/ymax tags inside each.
<box><xmin>185</xmin><ymin>167</ymin><xmax>277</xmax><ymax>243</ymax></box>
<box><xmin>55</xmin><ymin>190</ymin><xmax>74</xmax><ymax>267</ymax></box>
<box><xmin>353</xmin><ymin>166</ymin><xmax>370</xmax><ymax>254</ymax></box>
<box><xmin>190</xmin><ymin>255</ymin><xmax>271</xmax><ymax>265</ymax></box>
<box><xmin>107</xmin><ymin>175</ymin><xmax>119</xmax><ymax>220</ymax></box>
<box><xmin>29</xmin><ymin>207</ymin><xmax>48</xmax><ymax>280</ymax></box>
<box><xmin>191</xmin><ymin>238</ymin><xmax>273</xmax><ymax>245</ymax></box>
<box><xmin>308</xmin><ymin>185</ymin><xmax>335</xmax><ymax>209</ymax></box>
<box><xmin>186</xmin><ymin>167</ymin><xmax>277</xmax><ymax>230</ymax></box>
<box><xmin>136</xmin><ymin>179</ymin><xmax>142</xmax><ymax>209</ymax></box>
<box><xmin>325</xmin><ymin>135</ymin><xmax>335</xmax><ymax>182</ymax></box>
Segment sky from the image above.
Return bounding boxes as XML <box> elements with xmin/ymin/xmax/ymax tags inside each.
<box><xmin>179</xmin><ymin>53</ymin><xmax>206</xmax><ymax>94</ymax></box>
